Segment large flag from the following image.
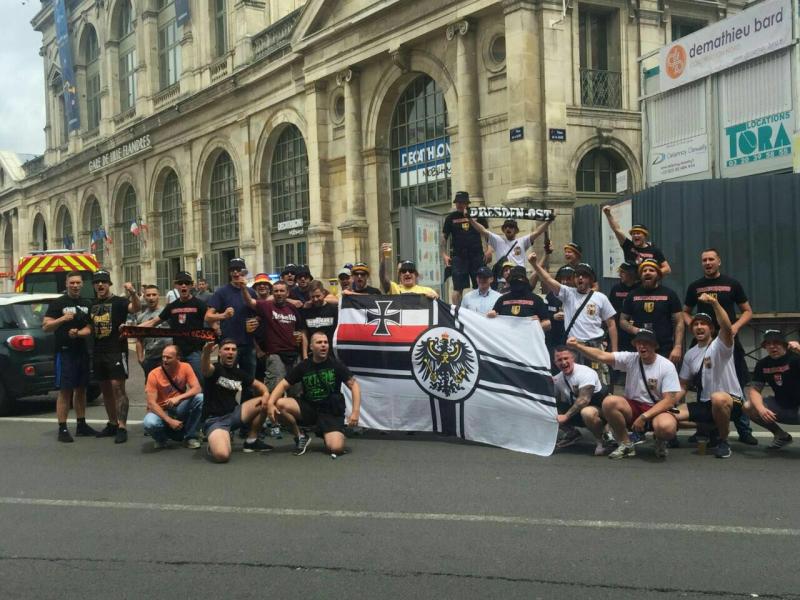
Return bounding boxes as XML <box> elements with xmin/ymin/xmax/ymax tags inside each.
<box><xmin>334</xmin><ymin>295</ymin><xmax>557</xmax><ymax>455</ymax></box>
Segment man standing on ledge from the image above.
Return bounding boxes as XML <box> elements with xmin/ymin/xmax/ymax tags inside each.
<box><xmin>602</xmin><ymin>206</ymin><xmax>671</xmax><ymax>275</ymax></box>
<box><xmin>440</xmin><ymin>191</ymin><xmax>490</xmax><ymax>305</ymax></box>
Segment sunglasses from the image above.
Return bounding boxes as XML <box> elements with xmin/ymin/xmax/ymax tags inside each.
<box><xmin>399</xmin><ymin>268</ymin><xmax>416</xmax><ymax>274</ymax></box>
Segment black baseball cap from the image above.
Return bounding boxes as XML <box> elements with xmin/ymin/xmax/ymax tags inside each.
<box><xmin>295</xmin><ymin>264</ymin><xmax>312</xmax><ymax>278</ymax></box>
<box><xmin>476</xmin><ymin>266</ymin><xmax>493</xmax><ymax>278</ymax></box>
<box><xmin>228</xmin><ymin>257</ymin><xmax>246</xmax><ymax>271</ymax></box>
<box><xmin>632</xmin><ymin>328</ymin><xmax>659</xmax><ymax>348</ymax></box>
<box><xmin>691</xmin><ymin>312</ymin><xmax>714</xmax><ymax>327</ymax></box>
<box><xmin>281</xmin><ymin>264</ymin><xmax>297</xmax><ymax>276</ymax></box>
<box><xmin>574</xmin><ymin>262</ymin><xmax>596</xmax><ymax>280</ymax></box>
<box><xmin>502</xmin><ymin>219</ymin><xmax>519</xmax><ymax>231</ymax></box>
<box><xmin>92</xmin><ymin>270</ymin><xmax>112</xmax><ymax>283</ymax></box>
<box><xmin>762</xmin><ymin>329</ymin><xmax>788</xmax><ymax>347</ymax></box>
<box><xmin>555</xmin><ymin>265</ymin><xmax>575</xmax><ymax>281</ymax></box>
<box><xmin>174</xmin><ymin>270</ymin><xmax>193</xmax><ymax>284</ymax></box>
<box><xmin>454</xmin><ymin>191</ymin><xmax>470</xmax><ymax>204</ymax></box>
<box><xmin>398</xmin><ymin>260</ymin><xmax>417</xmax><ymax>273</ymax></box>
<box><xmin>618</xmin><ymin>261</ymin><xmax>638</xmax><ymax>273</ymax></box>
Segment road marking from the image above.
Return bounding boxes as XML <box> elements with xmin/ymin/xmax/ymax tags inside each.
<box><xmin>0</xmin><ymin>418</ymin><xmax>143</xmax><ymax>425</ymax></box>
<box><xmin>0</xmin><ymin>496</ymin><xmax>798</xmax><ymax>537</ymax></box>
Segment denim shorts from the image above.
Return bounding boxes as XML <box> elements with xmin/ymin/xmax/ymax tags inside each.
<box><xmin>203</xmin><ymin>404</ymin><xmax>244</xmax><ymax>436</ymax></box>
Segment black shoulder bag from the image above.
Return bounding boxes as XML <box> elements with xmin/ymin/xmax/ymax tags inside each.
<box><xmin>161</xmin><ymin>366</ymin><xmax>187</xmax><ymax>394</ymax></box>
<box><xmin>491</xmin><ymin>241</ymin><xmax>519</xmax><ymax>290</ymax></box>
<box><xmin>563</xmin><ymin>290</ymin><xmax>594</xmax><ymax>339</ymax></box>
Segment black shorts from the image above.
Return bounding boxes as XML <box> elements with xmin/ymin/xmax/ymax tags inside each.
<box><xmin>687</xmin><ymin>395</ymin><xmax>744</xmax><ymax>423</ymax></box>
<box><xmin>93</xmin><ymin>351</ymin><xmax>129</xmax><ymax>381</ymax></box>
<box><xmin>762</xmin><ymin>396</ymin><xmax>800</xmax><ymax>425</ymax></box>
<box><xmin>55</xmin><ymin>351</ymin><xmax>90</xmax><ymax>390</ymax></box>
<box><xmin>558</xmin><ymin>388</ymin><xmax>609</xmax><ymax>427</ymax></box>
<box><xmin>203</xmin><ymin>404</ymin><xmax>245</xmax><ymax>436</ymax></box>
<box><xmin>296</xmin><ymin>399</ymin><xmax>345</xmax><ymax>436</ymax></box>
<box><xmin>451</xmin><ymin>254</ymin><xmax>484</xmax><ymax>291</ymax></box>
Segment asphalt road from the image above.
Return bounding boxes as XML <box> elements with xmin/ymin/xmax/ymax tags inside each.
<box><xmin>1</xmin><ymin>364</ymin><xmax>799</xmax><ymax>599</ymax></box>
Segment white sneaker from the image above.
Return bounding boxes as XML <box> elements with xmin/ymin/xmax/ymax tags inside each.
<box><xmin>184</xmin><ymin>438</ymin><xmax>201</xmax><ymax>449</ymax></box>
<box><xmin>608</xmin><ymin>443</ymin><xmax>636</xmax><ymax>460</ymax></box>
<box><xmin>594</xmin><ymin>442</ymin><xmax>609</xmax><ymax>456</ymax></box>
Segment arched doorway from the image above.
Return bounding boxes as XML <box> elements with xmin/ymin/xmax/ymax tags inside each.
<box><xmin>56</xmin><ymin>206</ymin><xmax>74</xmax><ymax>249</ymax></box>
<box><xmin>119</xmin><ymin>183</ymin><xmax>141</xmax><ymax>285</ymax></box>
<box><xmin>32</xmin><ymin>213</ymin><xmax>48</xmax><ymax>251</ymax></box>
<box><xmin>269</xmin><ymin>125</ymin><xmax>309</xmax><ymax>271</ymax></box>
<box><xmin>155</xmin><ymin>168</ymin><xmax>184</xmax><ymax>292</ymax></box>
<box><xmin>86</xmin><ymin>196</ymin><xmax>105</xmax><ymax>266</ymax></box>
<box><xmin>205</xmin><ymin>150</ymin><xmax>239</xmax><ymax>288</ymax></box>
<box><xmin>575</xmin><ymin>148</ymin><xmax>628</xmax><ymax>206</ymax></box>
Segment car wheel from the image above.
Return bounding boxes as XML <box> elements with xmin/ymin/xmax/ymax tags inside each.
<box><xmin>0</xmin><ymin>380</ymin><xmax>12</xmax><ymax>417</ymax></box>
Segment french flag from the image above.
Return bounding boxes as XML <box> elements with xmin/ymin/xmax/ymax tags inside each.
<box><xmin>130</xmin><ymin>220</ymin><xmax>140</xmax><ymax>236</ymax></box>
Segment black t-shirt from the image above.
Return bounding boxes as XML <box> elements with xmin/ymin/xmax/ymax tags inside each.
<box><xmin>753</xmin><ymin>353</ymin><xmax>800</xmax><ymax>410</ymax></box>
<box><xmin>622</xmin><ymin>284</ymin><xmax>681</xmax><ymax>347</ymax></box>
<box><xmin>158</xmin><ymin>296</ymin><xmax>208</xmax><ymax>355</ymax></box>
<box><xmin>442</xmin><ymin>212</ymin><xmax>487</xmax><ymax>257</ymax></box>
<box><xmin>544</xmin><ymin>291</ymin><xmax>564</xmax><ymax>349</ymax></box>
<box><xmin>684</xmin><ymin>274</ymin><xmax>748</xmax><ymax>327</ymax></box>
<box><xmin>286</xmin><ymin>355</ymin><xmax>353</xmax><ymax>414</ymax></box>
<box><xmin>492</xmin><ymin>289</ymin><xmax>550</xmax><ymax>321</ymax></box>
<box><xmin>610</xmin><ymin>282</ymin><xmax>638</xmax><ymax>351</ymax></box>
<box><xmin>301</xmin><ymin>302</ymin><xmax>338</xmax><ymax>343</ymax></box>
<box><xmin>91</xmin><ymin>295</ymin><xmax>130</xmax><ymax>353</ymax></box>
<box><xmin>202</xmin><ymin>363</ymin><xmax>254</xmax><ymax>420</ymax></box>
<box><xmin>290</xmin><ymin>286</ymin><xmax>310</xmax><ymax>303</ymax></box>
<box><xmin>45</xmin><ymin>294</ymin><xmax>92</xmax><ymax>354</ymax></box>
<box><xmin>351</xmin><ymin>285</ymin><xmax>382</xmax><ymax>295</ymax></box>
<box><xmin>621</xmin><ymin>239</ymin><xmax>667</xmax><ymax>266</ymax></box>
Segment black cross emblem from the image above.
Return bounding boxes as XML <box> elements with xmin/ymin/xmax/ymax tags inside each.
<box><xmin>366</xmin><ymin>300</ymin><xmax>401</xmax><ymax>336</ymax></box>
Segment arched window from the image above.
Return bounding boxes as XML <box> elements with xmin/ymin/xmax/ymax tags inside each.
<box><xmin>120</xmin><ymin>184</ymin><xmax>140</xmax><ymax>286</ymax></box>
<box><xmin>576</xmin><ymin>149</ymin><xmax>626</xmax><ymax>194</ymax></box>
<box><xmin>51</xmin><ymin>71</ymin><xmax>68</xmax><ymax>147</ymax></box>
<box><xmin>157</xmin><ymin>0</ymin><xmax>181</xmax><ymax>90</ymax></box>
<box><xmin>117</xmin><ymin>1</ymin><xmax>136</xmax><ymax>112</ymax></box>
<box><xmin>270</xmin><ymin>125</ymin><xmax>309</xmax><ymax>269</ymax></box>
<box><xmin>82</xmin><ymin>26</ymin><xmax>101</xmax><ymax>130</ymax></box>
<box><xmin>209</xmin><ymin>151</ymin><xmax>238</xmax><ymax>244</ymax></box>
<box><xmin>32</xmin><ymin>214</ymin><xmax>48</xmax><ymax>251</ymax></box>
<box><xmin>390</xmin><ymin>75</ymin><xmax>451</xmax><ymax>210</ymax></box>
<box><xmin>87</xmin><ymin>197</ymin><xmax>104</xmax><ymax>266</ymax></box>
<box><xmin>56</xmin><ymin>207</ymin><xmax>74</xmax><ymax>249</ymax></box>
<box><xmin>161</xmin><ymin>169</ymin><xmax>183</xmax><ymax>252</ymax></box>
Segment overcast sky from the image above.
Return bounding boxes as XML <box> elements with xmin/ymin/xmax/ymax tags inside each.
<box><xmin>0</xmin><ymin>1</ymin><xmax>46</xmax><ymax>156</ymax></box>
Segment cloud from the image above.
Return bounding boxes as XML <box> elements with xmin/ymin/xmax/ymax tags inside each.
<box><xmin>0</xmin><ymin>1</ymin><xmax>47</xmax><ymax>155</ymax></box>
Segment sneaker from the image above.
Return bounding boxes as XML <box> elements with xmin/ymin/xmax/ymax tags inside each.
<box><xmin>243</xmin><ymin>439</ymin><xmax>273</xmax><ymax>453</ymax></box>
<box><xmin>184</xmin><ymin>438</ymin><xmax>201</xmax><ymax>450</ymax></box>
<box><xmin>270</xmin><ymin>426</ymin><xmax>282</xmax><ymax>439</ymax></box>
<box><xmin>715</xmin><ymin>439</ymin><xmax>732</xmax><ymax>459</ymax></box>
<box><xmin>594</xmin><ymin>442</ymin><xmax>609</xmax><ymax>456</ymax></box>
<box><xmin>738</xmin><ymin>433</ymin><xmax>759</xmax><ymax>446</ymax></box>
<box><xmin>153</xmin><ymin>440</ymin><xmax>168</xmax><ymax>450</ymax></box>
<box><xmin>608</xmin><ymin>443</ymin><xmax>636</xmax><ymax>460</ymax></box>
<box><xmin>628</xmin><ymin>431</ymin><xmax>646</xmax><ymax>445</ymax></box>
<box><xmin>58</xmin><ymin>429</ymin><xmax>74</xmax><ymax>443</ymax></box>
<box><xmin>114</xmin><ymin>428</ymin><xmax>128</xmax><ymax>444</ymax></box>
<box><xmin>75</xmin><ymin>422</ymin><xmax>98</xmax><ymax>437</ymax></box>
<box><xmin>602</xmin><ymin>430</ymin><xmax>618</xmax><ymax>447</ymax></box>
<box><xmin>293</xmin><ymin>434</ymin><xmax>311</xmax><ymax>456</ymax></box>
<box><xmin>767</xmin><ymin>433</ymin><xmax>793</xmax><ymax>450</ymax></box>
<box><xmin>556</xmin><ymin>428</ymin><xmax>582</xmax><ymax>449</ymax></box>
<box><xmin>654</xmin><ymin>438</ymin><xmax>668</xmax><ymax>459</ymax></box>
<box><xmin>95</xmin><ymin>422</ymin><xmax>118</xmax><ymax>438</ymax></box>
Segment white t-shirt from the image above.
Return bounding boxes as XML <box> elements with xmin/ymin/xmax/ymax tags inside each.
<box><xmin>679</xmin><ymin>337</ymin><xmax>742</xmax><ymax>402</ymax></box>
<box><xmin>613</xmin><ymin>351</ymin><xmax>681</xmax><ymax>405</ymax></box>
<box><xmin>486</xmin><ymin>232</ymin><xmax>531</xmax><ymax>267</ymax></box>
<box><xmin>554</xmin><ymin>363</ymin><xmax>602</xmax><ymax>405</ymax></box>
<box><xmin>557</xmin><ymin>286</ymin><xmax>615</xmax><ymax>341</ymax></box>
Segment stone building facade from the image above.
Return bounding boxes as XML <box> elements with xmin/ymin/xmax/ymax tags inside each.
<box><xmin>0</xmin><ymin>0</ymin><xmax>746</xmax><ymax>292</ymax></box>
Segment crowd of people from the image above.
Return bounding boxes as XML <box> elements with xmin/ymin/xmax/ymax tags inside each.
<box><xmin>42</xmin><ymin>191</ymin><xmax>799</xmax><ymax>462</ymax></box>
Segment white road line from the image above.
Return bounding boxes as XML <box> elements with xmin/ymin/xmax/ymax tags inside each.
<box><xmin>0</xmin><ymin>496</ymin><xmax>797</xmax><ymax>537</ymax></box>
<box><xmin>0</xmin><ymin>418</ymin><xmax>143</xmax><ymax>425</ymax></box>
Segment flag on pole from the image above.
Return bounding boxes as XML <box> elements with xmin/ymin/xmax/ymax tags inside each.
<box><xmin>334</xmin><ymin>295</ymin><xmax>558</xmax><ymax>455</ymax></box>
<box><xmin>130</xmin><ymin>220</ymin><xmax>140</xmax><ymax>236</ymax></box>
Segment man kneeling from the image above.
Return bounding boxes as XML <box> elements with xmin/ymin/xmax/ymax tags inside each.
<box><xmin>267</xmin><ymin>331</ymin><xmax>361</xmax><ymax>457</ymax></box>
<box><xmin>143</xmin><ymin>345</ymin><xmax>204</xmax><ymax>449</ymax></box>
<box><xmin>201</xmin><ymin>339</ymin><xmax>273</xmax><ymax>462</ymax></box>
<box><xmin>552</xmin><ymin>345</ymin><xmax>610</xmax><ymax>455</ymax></box>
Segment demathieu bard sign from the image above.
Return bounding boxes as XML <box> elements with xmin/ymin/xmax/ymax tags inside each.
<box><xmin>88</xmin><ymin>135</ymin><xmax>152</xmax><ymax>173</ymax></box>
<box><xmin>659</xmin><ymin>0</ymin><xmax>791</xmax><ymax>92</ymax></box>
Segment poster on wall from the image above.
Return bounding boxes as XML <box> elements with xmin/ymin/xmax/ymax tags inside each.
<box><xmin>601</xmin><ymin>200</ymin><xmax>631</xmax><ymax>279</ymax></box>
<box><xmin>414</xmin><ymin>214</ymin><xmax>443</xmax><ymax>289</ymax></box>
<box><xmin>649</xmin><ymin>134</ymin><xmax>710</xmax><ymax>183</ymax></box>
<box><xmin>397</xmin><ymin>137</ymin><xmax>451</xmax><ymax>188</ymax></box>
<box><xmin>721</xmin><ymin>110</ymin><xmax>793</xmax><ymax>172</ymax></box>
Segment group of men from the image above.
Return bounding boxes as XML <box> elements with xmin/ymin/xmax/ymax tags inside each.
<box><xmin>43</xmin><ymin>190</ymin><xmax>798</xmax><ymax>462</ymax></box>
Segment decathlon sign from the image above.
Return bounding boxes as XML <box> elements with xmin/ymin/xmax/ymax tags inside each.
<box><xmin>396</xmin><ymin>137</ymin><xmax>451</xmax><ymax>188</ymax></box>
<box><xmin>724</xmin><ymin>111</ymin><xmax>793</xmax><ymax>168</ymax></box>
<box><xmin>659</xmin><ymin>0</ymin><xmax>791</xmax><ymax>92</ymax></box>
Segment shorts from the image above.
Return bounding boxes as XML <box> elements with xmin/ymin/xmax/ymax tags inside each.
<box><xmin>688</xmin><ymin>395</ymin><xmax>744</xmax><ymax>424</ymax></box>
<box><xmin>625</xmin><ymin>398</ymin><xmax>654</xmax><ymax>422</ymax></box>
<box><xmin>296</xmin><ymin>398</ymin><xmax>345</xmax><ymax>436</ymax></box>
<box><xmin>93</xmin><ymin>351</ymin><xmax>129</xmax><ymax>381</ymax></box>
<box><xmin>203</xmin><ymin>404</ymin><xmax>244</xmax><ymax>436</ymax></box>
<box><xmin>55</xmin><ymin>351</ymin><xmax>90</xmax><ymax>390</ymax></box>
<box><xmin>451</xmin><ymin>254</ymin><xmax>484</xmax><ymax>291</ymax></box>
<box><xmin>558</xmin><ymin>388</ymin><xmax>609</xmax><ymax>427</ymax></box>
<box><xmin>762</xmin><ymin>396</ymin><xmax>800</xmax><ymax>425</ymax></box>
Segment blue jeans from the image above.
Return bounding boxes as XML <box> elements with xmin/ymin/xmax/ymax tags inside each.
<box><xmin>184</xmin><ymin>351</ymin><xmax>202</xmax><ymax>384</ymax></box>
<box><xmin>143</xmin><ymin>393</ymin><xmax>204</xmax><ymax>444</ymax></box>
<box><xmin>236</xmin><ymin>345</ymin><xmax>257</xmax><ymax>401</ymax></box>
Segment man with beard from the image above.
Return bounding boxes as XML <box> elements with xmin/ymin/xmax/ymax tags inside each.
<box><xmin>531</xmin><ymin>256</ymin><xmax>617</xmax><ymax>385</ymax></box>
<box><xmin>620</xmin><ymin>260</ymin><xmax>683</xmax><ymax>365</ymax></box>
<box><xmin>302</xmin><ymin>281</ymin><xmax>338</xmax><ymax>343</ymax></box>
<box><xmin>469</xmin><ymin>217</ymin><xmax>550</xmax><ymax>269</ymax></box>
<box><xmin>487</xmin><ymin>266</ymin><xmax>550</xmax><ymax>331</ymax></box>
<box><xmin>342</xmin><ymin>262</ymin><xmax>382</xmax><ymax>295</ymax></box>
<box><xmin>379</xmin><ymin>245</ymin><xmax>438</xmax><ymax>298</ymax></box>
<box><xmin>440</xmin><ymin>191</ymin><xmax>490</xmax><ymax>304</ymax></box>
<box><xmin>675</xmin><ymin>296</ymin><xmax>743</xmax><ymax>459</ymax></box>
<box><xmin>602</xmin><ymin>206</ymin><xmax>671</xmax><ymax>275</ymax></box>
<box><xmin>683</xmin><ymin>248</ymin><xmax>756</xmax><ymax>445</ymax></box>
<box><xmin>135</xmin><ymin>285</ymin><xmax>171</xmax><ymax>379</ymax></box>
<box><xmin>745</xmin><ymin>331</ymin><xmax>800</xmax><ymax>450</ymax></box>
<box><xmin>89</xmin><ymin>269</ymin><xmax>141</xmax><ymax>444</ymax></box>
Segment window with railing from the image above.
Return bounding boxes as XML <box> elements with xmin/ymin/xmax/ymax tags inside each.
<box><xmin>579</xmin><ymin>8</ymin><xmax>621</xmax><ymax>109</ymax></box>
<box><xmin>210</xmin><ymin>152</ymin><xmax>239</xmax><ymax>244</ymax></box>
<box><xmin>158</xmin><ymin>1</ymin><xmax>181</xmax><ymax>90</ymax></box>
<box><xmin>161</xmin><ymin>170</ymin><xmax>184</xmax><ymax>253</ymax></box>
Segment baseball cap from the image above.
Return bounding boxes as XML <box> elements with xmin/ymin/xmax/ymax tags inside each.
<box><xmin>691</xmin><ymin>312</ymin><xmax>714</xmax><ymax>327</ymax></box>
<box><xmin>295</xmin><ymin>264</ymin><xmax>312</xmax><ymax>279</ymax></box>
<box><xmin>629</xmin><ymin>224</ymin><xmax>650</xmax><ymax>237</ymax></box>
<box><xmin>398</xmin><ymin>260</ymin><xmax>417</xmax><ymax>273</ymax></box>
<box><xmin>638</xmin><ymin>258</ymin><xmax>662</xmax><ymax>276</ymax></box>
<box><xmin>338</xmin><ymin>267</ymin><xmax>352</xmax><ymax>279</ymax></box>
<box><xmin>174</xmin><ymin>270</ymin><xmax>193</xmax><ymax>284</ymax></box>
<box><xmin>618</xmin><ymin>261</ymin><xmax>638</xmax><ymax>273</ymax></box>
<box><xmin>454</xmin><ymin>191</ymin><xmax>470</xmax><ymax>204</ymax></box>
<box><xmin>476</xmin><ymin>266</ymin><xmax>493</xmax><ymax>278</ymax></box>
<box><xmin>501</xmin><ymin>260</ymin><xmax>516</xmax><ymax>270</ymax></box>
<box><xmin>228</xmin><ymin>257</ymin><xmax>246</xmax><ymax>271</ymax></box>
<box><xmin>762</xmin><ymin>329</ymin><xmax>788</xmax><ymax>347</ymax></box>
<box><xmin>564</xmin><ymin>242</ymin><xmax>582</xmax><ymax>257</ymax></box>
<box><xmin>351</xmin><ymin>262</ymin><xmax>370</xmax><ymax>275</ymax></box>
<box><xmin>92</xmin><ymin>269</ymin><xmax>112</xmax><ymax>283</ymax></box>
<box><xmin>507</xmin><ymin>266</ymin><xmax>528</xmax><ymax>282</ymax></box>
<box><xmin>253</xmin><ymin>273</ymin><xmax>271</xmax><ymax>285</ymax></box>
<box><xmin>555</xmin><ymin>265</ymin><xmax>575</xmax><ymax>281</ymax></box>
<box><xmin>502</xmin><ymin>219</ymin><xmax>519</xmax><ymax>231</ymax></box>
<box><xmin>574</xmin><ymin>262</ymin><xmax>596</xmax><ymax>280</ymax></box>
<box><xmin>632</xmin><ymin>328</ymin><xmax>659</xmax><ymax>348</ymax></box>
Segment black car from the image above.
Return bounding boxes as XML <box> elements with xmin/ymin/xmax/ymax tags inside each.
<box><xmin>0</xmin><ymin>293</ymin><xmax>61</xmax><ymax>415</ymax></box>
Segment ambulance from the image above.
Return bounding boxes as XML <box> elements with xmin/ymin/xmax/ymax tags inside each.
<box><xmin>14</xmin><ymin>250</ymin><xmax>100</xmax><ymax>298</ymax></box>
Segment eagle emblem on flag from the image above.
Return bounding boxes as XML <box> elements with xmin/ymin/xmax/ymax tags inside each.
<box><xmin>412</xmin><ymin>327</ymin><xmax>479</xmax><ymax>401</ymax></box>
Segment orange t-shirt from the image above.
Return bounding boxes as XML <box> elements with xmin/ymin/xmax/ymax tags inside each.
<box><xmin>145</xmin><ymin>363</ymin><xmax>199</xmax><ymax>408</ymax></box>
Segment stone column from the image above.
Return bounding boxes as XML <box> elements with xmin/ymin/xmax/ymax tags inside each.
<box><xmin>447</xmin><ymin>19</ymin><xmax>483</xmax><ymax>204</ymax></box>
<box><xmin>336</xmin><ymin>68</ymin><xmax>370</xmax><ymax>262</ymax></box>
<box><xmin>503</xmin><ymin>0</ymin><xmax>544</xmax><ymax>202</ymax></box>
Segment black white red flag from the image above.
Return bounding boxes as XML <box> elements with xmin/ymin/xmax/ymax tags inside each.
<box><xmin>334</xmin><ymin>295</ymin><xmax>557</xmax><ymax>455</ymax></box>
